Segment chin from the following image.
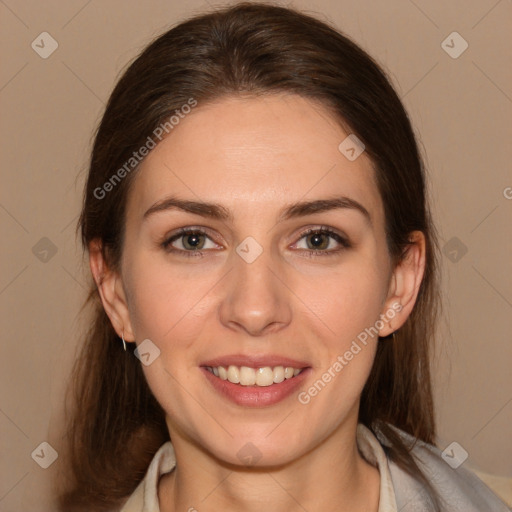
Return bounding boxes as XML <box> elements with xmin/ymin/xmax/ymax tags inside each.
<box><xmin>204</xmin><ymin>429</ymin><xmax>307</xmax><ymax>469</ymax></box>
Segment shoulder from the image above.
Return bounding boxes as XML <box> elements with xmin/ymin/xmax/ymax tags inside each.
<box><xmin>382</xmin><ymin>426</ymin><xmax>511</xmax><ymax>512</ymax></box>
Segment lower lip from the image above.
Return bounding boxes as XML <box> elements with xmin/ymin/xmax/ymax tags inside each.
<box><xmin>201</xmin><ymin>367</ymin><xmax>311</xmax><ymax>407</ymax></box>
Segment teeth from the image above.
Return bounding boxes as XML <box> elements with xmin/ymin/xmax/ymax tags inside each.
<box><xmin>240</xmin><ymin>366</ymin><xmax>256</xmax><ymax>386</ymax></box>
<box><xmin>273</xmin><ymin>366</ymin><xmax>285</xmax><ymax>383</ymax></box>
<box><xmin>206</xmin><ymin>365</ymin><xmax>304</xmax><ymax>386</ymax></box>
<box><xmin>255</xmin><ymin>367</ymin><xmax>274</xmax><ymax>387</ymax></box>
<box><xmin>227</xmin><ymin>365</ymin><xmax>240</xmax><ymax>384</ymax></box>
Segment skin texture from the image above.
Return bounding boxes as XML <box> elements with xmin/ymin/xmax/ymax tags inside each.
<box><xmin>89</xmin><ymin>93</ymin><xmax>426</xmax><ymax>512</ymax></box>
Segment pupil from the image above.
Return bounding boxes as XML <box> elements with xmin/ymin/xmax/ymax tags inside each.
<box><xmin>309</xmin><ymin>233</ymin><xmax>326</xmax><ymax>249</ymax></box>
<box><xmin>185</xmin><ymin>234</ymin><xmax>202</xmax><ymax>249</ymax></box>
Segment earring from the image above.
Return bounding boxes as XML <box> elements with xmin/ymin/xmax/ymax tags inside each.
<box><xmin>121</xmin><ymin>331</ymin><xmax>127</xmax><ymax>351</ymax></box>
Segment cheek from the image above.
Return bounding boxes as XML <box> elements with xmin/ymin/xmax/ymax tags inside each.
<box><xmin>123</xmin><ymin>253</ymin><xmax>217</xmax><ymax>348</ymax></box>
<box><xmin>123</xmin><ymin>256</ymin><xmax>217</xmax><ymax>426</ymax></box>
<box><xmin>296</xmin><ymin>269</ymin><xmax>383</xmax><ymax>431</ymax></box>
<box><xmin>295</xmin><ymin>254</ymin><xmax>387</xmax><ymax>399</ymax></box>
<box><xmin>299</xmin><ymin>256</ymin><xmax>388</xmax><ymax>345</ymax></box>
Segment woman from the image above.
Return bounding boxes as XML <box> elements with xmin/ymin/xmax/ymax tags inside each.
<box><xmin>57</xmin><ymin>3</ymin><xmax>510</xmax><ymax>511</ymax></box>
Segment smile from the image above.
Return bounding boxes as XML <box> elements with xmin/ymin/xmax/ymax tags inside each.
<box><xmin>205</xmin><ymin>365</ymin><xmax>303</xmax><ymax>387</ymax></box>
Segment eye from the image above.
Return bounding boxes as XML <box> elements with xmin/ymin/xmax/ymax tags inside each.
<box><xmin>161</xmin><ymin>225</ymin><xmax>351</xmax><ymax>259</ymax></box>
<box><xmin>161</xmin><ymin>227</ymin><xmax>219</xmax><ymax>257</ymax></box>
<box><xmin>293</xmin><ymin>227</ymin><xmax>350</xmax><ymax>256</ymax></box>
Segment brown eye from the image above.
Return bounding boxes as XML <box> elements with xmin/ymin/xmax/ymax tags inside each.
<box><xmin>162</xmin><ymin>228</ymin><xmax>218</xmax><ymax>255</ymax></box>
<box><xmin>305</xmin><ymin>232</ymin><xmax>330</xmax><ymax>250</ymax></box>
<box><xmin>180</xmin><ymin>232</ymin><xmax>206</xmax><ymax>250</ymax></box>
<box><xmin>294</xmin><ymin>227</ymin><xmax>351</xmax><ymax>256</ymax></box>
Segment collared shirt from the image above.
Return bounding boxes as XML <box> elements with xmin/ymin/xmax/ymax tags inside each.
<box><xmin>120</xmin><ymin>424</ymin><xmax>510</xmax><ymax>512</ymax></box>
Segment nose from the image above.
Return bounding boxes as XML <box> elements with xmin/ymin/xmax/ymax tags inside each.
<box><xmin>218</xmin><ymin>243</ymin><xmax>292</xmax><ymax>337</ymax></box>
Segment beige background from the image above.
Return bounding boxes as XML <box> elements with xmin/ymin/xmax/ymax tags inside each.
<box><xmin>1</xmin><ymin>0</ymin><xmax>511</xmax><ymax>510</ymax></box>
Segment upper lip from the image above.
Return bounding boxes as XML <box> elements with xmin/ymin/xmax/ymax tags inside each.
<box><xmin>201</xmin><ymin>354</ymin><xmax>310</xmax><ymax>369</ymax></box>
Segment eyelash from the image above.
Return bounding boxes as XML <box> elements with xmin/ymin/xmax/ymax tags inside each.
<box><xmin>161</xmin><ymin>226</ymin><xmax>351</xmax><ymax>259</ymax></box>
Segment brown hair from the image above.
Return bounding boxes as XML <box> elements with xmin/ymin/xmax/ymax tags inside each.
<box><xmin>58</xmin><ymin>2</ymin><xmax>442</xmax><ymax>510</ymax></box>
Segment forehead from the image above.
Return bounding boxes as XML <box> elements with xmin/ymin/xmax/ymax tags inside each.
<box><xmin>127</xmin><ymin>94</ymin><xmax>383</xmax><ymax>225</ymax></box>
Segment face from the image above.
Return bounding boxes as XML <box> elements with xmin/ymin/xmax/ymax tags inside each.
<box><xmin>94</xmin><ymin>93</ymin><xmax>421</xmax><ymax>467</ymax></box>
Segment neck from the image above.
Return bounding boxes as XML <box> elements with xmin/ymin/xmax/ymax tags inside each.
<box><xmin>158</xmin><ymin>420</ymin><xmax>380</xmax><ymax>512</ymax></box>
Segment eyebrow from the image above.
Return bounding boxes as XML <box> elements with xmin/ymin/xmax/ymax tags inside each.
<box><xmin>143</xmin><ymin>195</ymin><xmax>372</xmax><ymax>226</ymax></box>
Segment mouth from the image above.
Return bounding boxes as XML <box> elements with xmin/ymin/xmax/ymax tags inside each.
<box><xmin>204</xmin><ymin>364</ymin><xmax>304</xmax><ymax>387</ymax></box>
<box><xmin>200</xmin><ymin>356</ymin><xmax>311</xmax><ymax>407</ymax></box>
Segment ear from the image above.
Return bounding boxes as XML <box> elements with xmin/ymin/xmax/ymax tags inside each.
<box><xmin>378</xmin><ymin>231</ymin><xmax>426</xmax><ymax>337</ymax></box>
<box><xmin>88</xmin><ymin>239</ymin><xmax>136</xmax><ymax>344</ymax></box>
